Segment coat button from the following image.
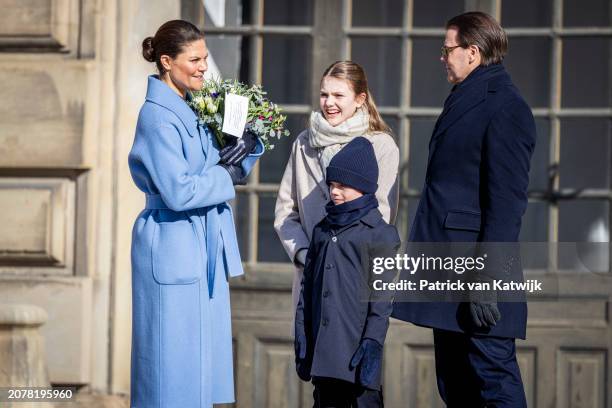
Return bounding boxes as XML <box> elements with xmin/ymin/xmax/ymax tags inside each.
<box><xmin>323</xmin><ymin>290</ymin><xmax>330</xmax><ymax>297</ymax></box>
<box><xmin>325</xmin><ymin>264</ymin><xmax>332</xmax><ymax>269</ymax></box>
<box><xmin>322</xmin><ymin>318</ymin><xmax>329</xmax><ymax>326</ymax></box>
<box><xmin>332</xmin><ymin>236</ymin><xmax>337</xmax><ymax>242</ymax></box>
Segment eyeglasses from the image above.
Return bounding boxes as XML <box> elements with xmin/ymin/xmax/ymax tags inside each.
<box><xmin>440</xmin><ymin>45</ymin><xmax>462</xmax><ymax>58</ymax></box>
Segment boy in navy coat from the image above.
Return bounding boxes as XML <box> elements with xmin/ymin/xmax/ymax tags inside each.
<box><xmin>294</xmin><ymin>137</ymin><xmax>401</xmax><ymax>407</ymax></box>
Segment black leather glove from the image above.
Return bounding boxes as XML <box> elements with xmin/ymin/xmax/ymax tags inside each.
<box><xmin>219</xmin><ymin>130</ymin><xmax>258</xmax><ymax>165</ymax></box>
<box><xmin>469</xmin><ymin>301</ymin><xmax>501</xmax><ymax>328</ymax></box>
<box><xmin>350</xmin><ymin>338</ymin><xmax>383</xmax><ymax>388</ymax></box>
<box><xmin>220</xmin><ymin>163</ymin><xmax>247</xmax><ymax>185</ymax></box>
<box><xmin>468</xmin><ymin>278</ymin><xmax>501</xmax><ymax>328</ymax></box>
<box><xmin>294</xmin><ymin>325</ymin><xmax>311</xmax><ymax>381</ymax></box>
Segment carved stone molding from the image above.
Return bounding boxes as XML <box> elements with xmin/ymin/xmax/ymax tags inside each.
<box><xmin>0</xmin><ymin>178</ymin><xmax>75</xmax><ymax>268</ymax></box>
<box><xmin>0</xmin><ymin>0</ymin><xmax>79</xmax><ymax>53</ymax></box>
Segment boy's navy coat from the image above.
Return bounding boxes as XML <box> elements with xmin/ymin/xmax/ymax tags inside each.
<box><xmin>295</xmin><ymin>208</ymin><xmax>400</xmax><ymax>387</ymax></box>
<box><xmin>391</xmin><ymin>64</ymin><xmax>536</xmax><ymax>339</ymax></box>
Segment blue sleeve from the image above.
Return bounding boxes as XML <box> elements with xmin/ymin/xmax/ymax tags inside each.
<box><xmin>133</xmin><ymin>123</ymin><xmax>235</xmax><ymax>211</ymax></box>
<box><xmin>240</xmin><ymin>137</ymin><xmax>265</xmax><ymax>175</ymax></box>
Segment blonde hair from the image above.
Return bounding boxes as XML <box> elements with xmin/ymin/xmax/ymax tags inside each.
<box><xmin>321</xmin><ymin>61</ymin><xmax>391</xmax><ymax>134</ymax></box>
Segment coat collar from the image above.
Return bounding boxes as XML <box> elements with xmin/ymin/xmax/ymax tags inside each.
<box><xmin>432</xmin><ymin>64</ymin><xmax>509</xmax><ymax>140</ymax></box>
<box><xmin>145</xmin><ymin>75</ymin><xmax>200</xmax><ymax>138</ymax></box>
<box><xmin>330</xmin><ymin>207</ymin><xmax>383</xmax><ymax>235</ymax></box>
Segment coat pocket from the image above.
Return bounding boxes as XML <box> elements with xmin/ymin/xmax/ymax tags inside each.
<box><xmin>152</xmin><ymin>220</ymin><xmax>204</xmax><ymax>285</ymax></box>
<box><xmin>444</xmin><ymin>210</ymin><xmax>481</xmax><ymax>232</ymax></box>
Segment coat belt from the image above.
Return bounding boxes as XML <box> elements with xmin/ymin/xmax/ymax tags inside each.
<box><xmin>144</xmin><ymin>194</ymin><xmax>223</xmax><ymax>299</ymax></box>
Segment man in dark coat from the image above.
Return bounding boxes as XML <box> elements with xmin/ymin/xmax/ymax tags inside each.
<box><xmin>391</xmin><ymin>12</ymin><xmax>536</xmax><ymax>408</ymax></box>
<box><xmin>295</xmin><ymin>137</ymin><xmax>401</xmax><ymax>407</ymax></box>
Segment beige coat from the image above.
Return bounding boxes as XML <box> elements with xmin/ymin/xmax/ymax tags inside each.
<box><xmin>274</xmin><ymin>128</ymin><xmax>400</xmax><ymax>311</ymax></box>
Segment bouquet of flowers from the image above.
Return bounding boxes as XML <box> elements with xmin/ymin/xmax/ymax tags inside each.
<box><xmin>190</xmin><ymin>77</ymin><xmax>290</xmax><ymax>150</ymax></box>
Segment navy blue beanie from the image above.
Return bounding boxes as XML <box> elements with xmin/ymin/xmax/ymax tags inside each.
<box><xmin>326</xmin><ymin>137</ymin><xmax>378</xmax><ymax>194</ymax></box>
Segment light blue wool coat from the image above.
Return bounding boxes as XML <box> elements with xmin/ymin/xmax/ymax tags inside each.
<box><xmin>128</xmin><ymin>76</ymin><xmax>263</xmax><ymax>408</ymax></box>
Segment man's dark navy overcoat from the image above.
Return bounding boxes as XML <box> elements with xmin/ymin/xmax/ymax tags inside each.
<box><xmin>392</xmin><ymin>64</ymin><xmax>536</xmax><ymax>339</ymax></box>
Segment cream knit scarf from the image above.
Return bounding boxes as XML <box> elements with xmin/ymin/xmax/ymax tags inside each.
<box><xmin>308</xmin><ymin>108</ymin><xmax>370</xmax><ymax>174</ymax></box>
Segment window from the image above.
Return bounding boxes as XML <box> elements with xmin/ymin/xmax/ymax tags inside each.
<box><xmin>185</xmin><ymin>0</ymin><xmax>612</xmax><ymax>273</ymax></box>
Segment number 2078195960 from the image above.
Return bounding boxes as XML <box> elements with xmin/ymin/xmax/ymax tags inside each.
<box><xmin>1</xmin><ymin>387</ymin><xmax>76</xmax><ymax>402</ymax></box>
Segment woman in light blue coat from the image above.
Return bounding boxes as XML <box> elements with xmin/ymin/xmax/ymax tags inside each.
<box><xmin>129</xmin><ymin>20</ymin><xmax>263</xmax><ymax>408</ymax></box>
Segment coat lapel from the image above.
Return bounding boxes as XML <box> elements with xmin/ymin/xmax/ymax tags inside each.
<box><xmin>426</xmin><ymin>81</ymin><xmax>488</xmax><ymax>165</ymax></box>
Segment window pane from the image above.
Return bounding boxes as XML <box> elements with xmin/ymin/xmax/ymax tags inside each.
<box><xmin>562</xmin><ymin>38</ymin><xmax>611</xmax><ymax>108</ymax></box>
<box><xmin>529</xmin><ymin>119</ymin><xmax>550</xmax><ymax>191</ymax></box>
<box><xmin>205</xmin><ymin>35</ymin><xmax>246</xmax><ymax>80</ymax></box>
<box><xmin>408</xmin><ymin>118</ymin><xmax>436</xmax><ymax>189</ymax></box>
<box><xmin>263</xmin><ymin>0</ymin><xmax>313</xmax><ymax>25</ymax></box>
<box><xmin>351</xmin><ymin>37</ymin><xmax>402</xmax><ymax>106</ymax></box>
<box><xmin>560</xmin><ymin>119</ymin><xmax>612</xmax><ymax>190</ymax></box>
<box><xmin>413</xmin><ymin>0</ymin><xmax>463</xmax><ymax>28</ymax></box>
<box><xmin>258</xmin><ymin>195</ymin><xmax>288</xmax><ymax>262</ymax></box>
<box><xmin>352</xmin><ymin>0</ymin><xmax>404</xmax><ymax>27</ymax></box>
<box><xmin>202</xmin><ymin>0</ymin><xmax>245</xmax><ymax>27</ymax></box>
<box><xmin>504</xmin><ymin>37</ymin><xmax>551</xmax><ymax>108</ymax></box>
<box><xmin>564</xmin><ymin>0</ymin><xmax>610</xmax><ymax>27</ymax></box>
<box><xmin>520</xmin><ymin>202</ymin><xmax>549</xmax><ymax>242</ymax></box>
<box><xmin>411</xmin><ymin>38</ymin><xmax>451</xmax><ymax>106</ymax></box>
<box><xmin>520</xmin><ymin>202</ymin><xmax>549</xmax><ymax>270</ymax></box>
<box><xmin>558</xmin><ymin>200</ymin><xmax>609</xmax><ymax>272</ymax></box>
<box><xmin>382</xmin><ymin>115</ymin><xmax>400</xmax><ymax>143</ymax></box>
<box><xmin>501</xmin><ymin>0</ymin><xmax>552</xmax><ymax>27</ymax></box>
<box><xmin>259</xmin><ymin>114</ymin><xmax>308</xmax><ymax>184</ymax></box>
<box><xmin>262</xmin><ymin>35</ymin><xmax>312</xmax><ymax>104</ymax></box>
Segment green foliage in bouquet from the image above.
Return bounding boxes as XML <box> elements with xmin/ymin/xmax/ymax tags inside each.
<box><xmin>190</xmin><ymin>78</ymin><xmax>290</xmax><ymax>150</ymax></box>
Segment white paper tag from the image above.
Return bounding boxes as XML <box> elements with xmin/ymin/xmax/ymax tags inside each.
<box><xmin>221</xmin><ymin>93</ymin><xmax>249</xmax><ymax>137</ymax></box>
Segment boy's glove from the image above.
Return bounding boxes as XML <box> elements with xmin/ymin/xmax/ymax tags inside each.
<box><xmin>219</xmin><ymin>130</ymin><xmax>258</xmax><ymax>165</ymax></box>
<box><xmin>294</xmin><ymin>325</ymin><xmax>311</xmax><ymax>381</ymax></box>
<box><xmin>350</xmin><ymin>338</ymin><xmax>383</xmax><ymax>388</ymax></box>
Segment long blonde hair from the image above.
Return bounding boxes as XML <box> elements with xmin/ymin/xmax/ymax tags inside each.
<box><xmin>321</xmin><ymin>61</ymin><xmax>391</xmax><ymax>134</ymax></box>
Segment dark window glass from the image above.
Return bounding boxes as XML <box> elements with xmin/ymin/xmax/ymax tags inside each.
<box><xmin>262</xmin><ymin>35</ymin><xmax>312</xmax><ymax>104</ymax></box>
<box><xmin>352</xmin><ymin>0</ymin><xmax>404</xmax><ymax>27</ymax></box>
<box><xmin>529</xmin><ymin>119</ymin><xmax>550</xmax><ymax>192</ymax></box>
<box><xmin>351</xmin><ymin>37</ymin><xmax>403</xmax><ymax>106</ymax></box>
<box><xmin>205</xmin><ymin>35</ymin><xmax>245</xmax><ymax>80</ymax></box>
<box><xmin>411</xmin><ymin>38</ymin><xmax>451</xmax><ymax>106</ymax></box>
<box><xmin>562</xmin><ymin>38</ymin><xmax>611</xmax><ymax>108</ymax></box>
<box><xmin>200</xmin><ymin>0</ymin><xmax>245</xmax><ymax>26</ymax></box>
<box><xmin>504</xmin><ymin>37</ymin><xmax>551</xmax><ymax>108</ymax></box>
<box><xmin>560</xmin><ymin>119</ymin><xmax>612</xmax><ymax>190</ymax></box>
<box><xmin>502</xmin><ymin>0</ymin><xmax>552</xmax><ymax>27</ymax></box>
<box><xmin>382</xmin><ymin>115</ymin><xmax>400</xmax><ymax>143</ymax></box>
<box><xmin>263</xmin><ymin>0</ymin><xmax>313</xmax><ymax>25</ymax></box>
<box><xmin>413</xmin><ymin>0</ymin><xmax>463</xmax><ymax>28</ymax></box>
<box><xmin>408</xmin><ymin>118</ymin><xmax>436</xmax><ymax>189</ymax></box>
<box><xmin>258</xmin><ymin>195</ymin><xmax>288</xmax><ymax>262</ymax></box>
<box><xmin>259</xmin><ymin>114</ymin><xmax>308</xmax><ymax>184</ymax></box>
<box><xmin>564</xmin><ymin>0</ymin><xmax>611</xmax><ymax>27</ymax></box>
<box><xmin>520</xmin><ymin>202</ymin><xmax>549</xmax><ymax>242</ymax></box>
<box><xmin>520</xmin><ymin>202</ymin><xmax>549</xmax><ymax>270</ymax></box>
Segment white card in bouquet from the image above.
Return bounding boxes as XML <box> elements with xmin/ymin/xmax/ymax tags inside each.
<box><xmin>222</xmin><ymin>93</ymin><xmax>249</xmax><ymax>137</ymax></box>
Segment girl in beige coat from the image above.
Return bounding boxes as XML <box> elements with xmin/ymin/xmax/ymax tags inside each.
<box><xmin>274</xmin><ymin>61</ymin><xmax>400</xmax><ymax>312</ymax></box>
